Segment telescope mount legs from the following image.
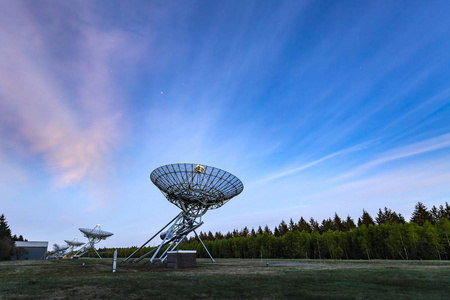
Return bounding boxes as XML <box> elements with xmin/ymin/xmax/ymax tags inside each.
<box><xmin>122</xmin><ymin>211</ymin><xmax>216</xmax><ymax>264</ymax></box>
<box><xmin>194</xmin><ymin>230</ymin><xmax>216</xmax><ymax>262</ymax></box>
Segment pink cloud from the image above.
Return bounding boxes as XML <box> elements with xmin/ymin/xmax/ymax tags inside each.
<box><xmin>0</xmin><ymin>2</ymin><xmax>145</xmax><ymax>186</ymax></box>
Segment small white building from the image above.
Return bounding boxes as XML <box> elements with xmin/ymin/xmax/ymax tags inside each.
<box><xmin>13</xmin><ymin>241</ymin><xmax>48</xmax><ymax>260</ymax></box>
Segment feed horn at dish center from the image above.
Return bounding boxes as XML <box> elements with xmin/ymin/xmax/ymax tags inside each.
<box><xmin>122</xmin><ymin>163</ymin><xmax>244</xmax><ymax>264</ymax></box>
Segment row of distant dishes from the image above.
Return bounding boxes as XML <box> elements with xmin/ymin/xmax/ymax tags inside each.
<box><xmin>52</xmin><ymin>224</ymin><xmax>114</xmax><ymax>258</ymax></box>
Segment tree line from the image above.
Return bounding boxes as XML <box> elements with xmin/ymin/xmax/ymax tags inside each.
<box><xmin>97</xmin><ymin>202</ymin><xmax>450</xmax><ymax>260</ymax></box>
<box><xmin>179</xmin><ymin>202</ymin><xmax>450</xmax><ymax>260</ymax></box>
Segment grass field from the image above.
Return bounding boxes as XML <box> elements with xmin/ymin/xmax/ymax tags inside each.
<box><xmin>1</xmin><ymin>258</ymin><xmax>449</xmax><ymax>299</ymax></box>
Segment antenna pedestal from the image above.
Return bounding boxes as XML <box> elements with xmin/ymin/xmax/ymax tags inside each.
<box><xmin>122</xmin><ymin>210</ymin><xmax>214</xmax><ymax>263</ymax></box>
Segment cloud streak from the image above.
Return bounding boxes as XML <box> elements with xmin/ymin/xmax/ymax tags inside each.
<box><xmin>306</xmin><ymin>154</ymin><xmax>450</xmax><ymax>219</ymax></box>
<box><xmin>0</xmin><ymin>2</ymin><xmax>145</xmax><ymax>186</ymax></box>
<box><xmin>255</xmin><ymin>143</ymin><xmax>368</xmax><ymax>184</ymax></box>
<box><xmin>334</xmin><ymin>133</ymin><xmax>450</xmax><ymax>182</ymax></box>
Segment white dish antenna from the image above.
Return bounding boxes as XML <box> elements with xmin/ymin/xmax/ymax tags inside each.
<box><xmin>79</xmin><ymin>224</ymin><xmax>114</xmax><ymax>239</ymax></box>
<box><xmin>64</xmin><ymin>237</ymin><xmax>85</xmax><ymax>247</ymax></box>
<box><xmin>123</xmin><ymin>163</ymin><xmax>243</xmax><ymax>264</ymax></box>
<box><xmin>64</xmin><ymin>237</ymin><xmax>85</xmax><ymax>256</ymax></box>
<box><xmin>74</xmin><ymin>224</ymin><xmax>113</xmax><ymax>259</ymax></box>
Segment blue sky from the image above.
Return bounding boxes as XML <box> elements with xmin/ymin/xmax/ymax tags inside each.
<box><xmin>1</xmin><ymin>1</ymin><xmax>450</xmax><ymax>248</ymax></box>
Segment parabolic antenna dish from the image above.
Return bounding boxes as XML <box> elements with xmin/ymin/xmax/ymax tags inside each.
<box><xmin>59</xmin><ymin>245</ymin><xmax>69</xmax><ymax>251</ymax></box>
<box><xmin>122</xmin><ymin>163</ymin><xmax>243</xmax><ymax>264</ymax></box>
<box><xmin>150</xmin><ymin>163</ymin><xmax>244</xmax><ymax>210</ymax></box>
<box><xmin>79</xmin><ymin>225</ymin><xmax>113</xmax><ymax>239</ymax></box>
<box><xmin>64</xmin><ymin>239</ymin><xmax>85</xmax><ymax>247</ymax></box>
<box><xmin>75</xmin><ymin>225</ymin><xmax>113</xmax><ymax>259</ymax></box>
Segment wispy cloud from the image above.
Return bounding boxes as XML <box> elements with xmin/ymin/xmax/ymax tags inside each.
<box><xmin>382</xmin><ymin>87</ymin><xmax>450</xmax><ymax>134</ymax></box>
<box><xmin>307</xmin><ymin>154</ymin><xmax>450</xmax><ymax>219</ymax></box>
<box><xmin>0</xmin><ymin>2</ymin><xmax>146</xmax><ymax>186</ymax></box>
<box><xmin>255</xmin><ymin>143</ymin><xmax>368</xmax><ymax>184</ymax></box>
<box><xmin>334</xmin><ymin>133</ymin><xmax>450</xmax><ymax>182</ymax></box>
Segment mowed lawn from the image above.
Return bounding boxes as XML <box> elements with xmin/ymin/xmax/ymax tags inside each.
<box><xmin>0</xmin><ymin>258</ymin><xmax>449</xmax><ymax>299</ymax></box>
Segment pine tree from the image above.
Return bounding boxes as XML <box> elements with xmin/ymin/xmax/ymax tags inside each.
<box><xmin>395</xmin><ymin>213</ymin><xmax>406</xmax><ymax>224</ymax></box>
<box><xmin>431</xmin><ymin>202</ymin><xmax>450</xmax><ymax>221</ymax></box>
<box><xmin>333</xmin><ymin>213</ymin><xmax>343</xmax><ymax>231</ymax></box>
<box><xmin>241</xmin><ymin>226</ymin><xmax>249</xmax><ymax>237</ymax></box>
<box><xmin>376</xmin><ymin>207</ymin><xmax>405</xmax><ymax>225</ymax></box>
<box><xmin>376</xmin><ymin>208</ymin><xmax>388</xmax><ymax>225</ymax></box>
<box><xmin>257</xmin><ymin>226</ymin><xmax>264</xmax><ymax>235</ymax></box>
<box><xmin>342</xmin><ymin>215</ymin><xmax>356</xmax><ymax>231</ymax></box>
<box><xmin>0</xmin><ymin>214</ymin><xmax>12</xmax><ymax>239</ymax></box>
<box><xmin>320</xmin><ymin>218</ymin><xmax>334</xmax><ymax>232</ymax></box>
<box><xmin>0</xmin><ymin>214</ymin><xmax>14</xmax><ymax>261</ymax></box>
<box><xmin>278</xmin><ymin>220</ymin><xmax>289</xmax><ymax>236</ymax></box>
<box><xmin>309</xmin><ymin>217</ymin><xmax>320</xmax><ymax>233</ymax></box>
<box><xmin>442</xmin><ymin>202</ymin><xmax>450</xmax><ymax>219</ymax></box>
<box><xmin>359</xmin><ymin>209</ymin><xmax>375</xmax><ymax>227</ymax></box>
<box><xmin>263</xmin><ymin>225</ymin><xmax>272</xmax><ymax>235</ymax></box>
<box><xmin>430</xmin><ymin>205</ymin><xmax>441</xmax><ymax>223</ymax></box>
<box><xmin>274</xmin><ymin>227</ymin><xmax>280</xmax><ymax>237</ymax></box>
<box><xmin>411</xmin><ymin>202</ymin><xmax>432</xmax><ymax>226</ymax></box>
<box><xmin>288</xmin><ymin>218</ymin><xmax>297</xmax><ymax>231</ymax></box>
<box><xmin>298</xmin><ymin>217</ymin><xmax>311</xmax><ymax>233</ymax></box>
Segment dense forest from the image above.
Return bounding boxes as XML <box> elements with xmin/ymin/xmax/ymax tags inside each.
<box><xmin>98</xmin><ymin>202</ymin><xmax>450</xmax><ymax>260</ymax></box>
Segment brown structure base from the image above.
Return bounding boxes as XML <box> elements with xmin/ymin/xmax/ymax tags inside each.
<box><xmin>166</xmin><ymin>250</ymin><xmax>197</xmax><ymax>268</ymax></box>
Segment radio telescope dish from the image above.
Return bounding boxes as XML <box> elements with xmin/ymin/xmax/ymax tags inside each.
<box><xmin>79</xmin><ymin>226</ymin><xmax>114</xmax><ymax>239</ymax></box>
<box><xmin>64</xmin><ymin>237</ymin><xmax>85</xmax><ymax>256</ymax></box>
<box><xmin>59</xmin><ymin>245</ymin><xmax>69</xmax><ymax>251</ymax></box>
<box><xmin>74</xmin><ymin>224</ymin><xmax>113</xmax><ymax>259</ymax></box>
<box><xmin>51</xmin><ymin>244</ymin><xmax>69</xmax><ymax>258</ymax></box>
<box><xmin>64</xmin><ymin>237</ymin><xmax>85</xmax><ymax>247</ymax></box>
<box><xmin>151</xmin><ymin>163</ymin><xmax>243</xmax><ymax>211</ymax></box>
<box><xmin>123</xmin><ymin>163</ymin><xmax>243</xmax><ymax>264</ymax></box>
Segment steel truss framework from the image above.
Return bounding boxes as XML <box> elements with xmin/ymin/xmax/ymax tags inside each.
<box><xmin>123</xmin><ymin>163</ymin><xmax>243</xmax><ymax>264</ymax></box>
<box><xmin>75</xmin><ymin>225</ymin><xmax>113</xmax><ymax>258</ymax></box>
